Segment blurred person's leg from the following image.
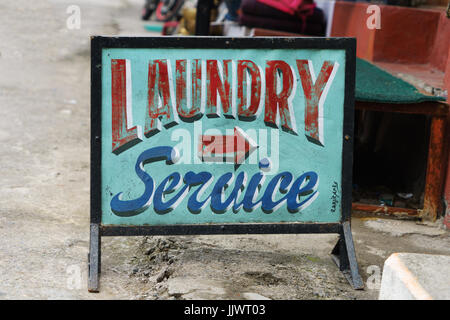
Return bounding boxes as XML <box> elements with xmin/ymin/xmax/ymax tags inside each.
<box><xmin>224</xmin><ymin>0</ymin><xmax>242</xmax><ymax>21</ymax></box>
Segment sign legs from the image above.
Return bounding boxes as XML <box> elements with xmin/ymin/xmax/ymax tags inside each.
<box><xmin>87</xmin><ymin>222</ymin><xmax>363</xmax><ymax>292</ymax></box>
<box><xmin>331</xmin><ymin>221</ymin><xmax>364</xmax><ymax>290</ymax></box>
<box><xmin>88</xmin><ymin>223</ymin><xmax>101</xmax><ymax>292</ymax></box>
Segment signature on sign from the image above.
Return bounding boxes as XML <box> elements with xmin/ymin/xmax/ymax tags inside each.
<box><xmin>330</xmin><ymin>181</ymin><xmax>339</xmax><ymax>213</ymax></box>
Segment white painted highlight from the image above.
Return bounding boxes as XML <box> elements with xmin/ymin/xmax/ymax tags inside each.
<box><xmin>318</xmin><ymin>62</ymin><xmax>339</xmax><ymax>145</ymax></box>
<box><xmin>125</xmin><ymin>59</ymin><xmax>142</xmax><ymax>139</ymax></box>
<box><xmin>166</xmin><ymin>59</ymin><xmax>180</xmax><ymax>125</ymax></box>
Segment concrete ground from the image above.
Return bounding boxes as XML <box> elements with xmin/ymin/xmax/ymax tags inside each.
<box><xmin>0</xmin><ymin>0</ymin><xmax>449</xmax><ymax>300</ymax></box>
<box><xmin>379</xmin><ymin>253</ymin><xmax>450</xmax><ymax>300</ymax></box>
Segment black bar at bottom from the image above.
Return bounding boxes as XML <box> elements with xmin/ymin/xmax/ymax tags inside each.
<box><xmin>101</xmin><ymin>223</ymin><xmax>341</xmax><ymax>236</ymax></box>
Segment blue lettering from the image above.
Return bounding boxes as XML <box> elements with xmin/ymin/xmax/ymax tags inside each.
<box><xmin>110</xmin><ymin>146</ymin><xmax>177</xmax><ymax>217</ymax></box>
<box><xmin>110</xmin><ymin>146</ymin><xmax>320</xmax><ymax>217</ymax></box>
<box><xmin>211</xmin><ymin>172</ymin><xmax>247</xmax><ymax>214</ymax></box>
<box><xmin>286</xmin><ymin>172</ymin><xmax>319</xmax><ymax>213</ymax></box>
<box><xmin>261</xmin><ymin>172</ymin><xmax>293</xmax><ymax>213</ymax></box>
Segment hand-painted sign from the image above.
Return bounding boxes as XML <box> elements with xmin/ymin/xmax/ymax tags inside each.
<box><xmin>89</xmin><ymin>37</ymin><xmax>362</xmax><ymax>292</ymax></box>
<box><xmin>101</xmin><ymin>43</ymin><xmax>345</xmax><ymax>225</ymax></box>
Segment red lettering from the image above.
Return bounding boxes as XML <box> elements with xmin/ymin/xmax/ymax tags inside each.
<box><xmin>111</xmin><ymin>59</ymin><xmax>142</xmax><ymax>154</ymax></box>
<box><xmin>206</xmin><ymin>60</ymin><xmax>233</xmax><ymax>118</ymax></box>
<box><xmin>297</xmin><ymin>60</ymin><xmax>337</xmax><ymax>146</ymax></box>
<box><xmin>264</xmin><ymin>60</ymin><xmax>296</xmax><ymax>134</ymax></box>
<box><xmin>237</xmin><ymin>60</ymin><xmax>262</xmax><ymax>121</ymax></box>
<box><xmin>176</xmin><ymin>60</ymin><xmax>203</xmax><ymax>122</ymax></box>
<box><xmin>145</xmin><ymin>59</ymin><xmax>178</xmax><ymax>137</ymax></box>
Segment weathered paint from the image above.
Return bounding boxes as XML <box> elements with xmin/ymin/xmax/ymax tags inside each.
<box><xmin>101</xmin><ymin>47</ymin><xmax>347</xmax><ymax>226</ymax></box>
<box><xmin>175</xmin><ymin>59</ymin><xmax>203</xmax><ymax>122</ymax></box>
<box><xmin>237</xmin><ymin>60</ymin><xmax>261</xmax><ymax>121</ymax></box>
<box><xmin>355</xmin><ymin>101</ymin><xmax>449</xmax><ymax>221</ymax></box>
<box><xmin>110</xmin><ymin>59</ymin><xmax>142</xmax><ymax>154</ymax></box>
<box><xmin>352</xmin><ymin>203</ymin><xmax>419</xmax><ymax>217</ymax></box>
<box><xmin>422</xmin><ymin>116</ymin><xmax>447</xmax><ymax>221</ymax></box>
<box><xmin>264</xmin><ymin>60</ymin><xmax>296</xmax><ymax>134</ymax></box>
<box><xmin>206</xmin><ymin>59</ymin><xmax>233</xmax><ymax>118</ymax></box>
<box><xmin>297</xmin><ymin>60</ymin><xmax>338</xmax><ymax>146</ymax></box>
<box><xmin>145</xmin><ymin>59</ymin><xmax>178</xmax><ymax>137</ymax></box>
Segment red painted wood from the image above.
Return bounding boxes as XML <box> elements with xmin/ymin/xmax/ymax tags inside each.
<box><xmin>352</xmin><ymin>203</ymin><xmax>419</xmax><ymax>216</ymax></box>
<box><xmin>330</xmin><ymin>2</ymin><xmax>376</xmax><ymax>61</ymax></box>
<box><xmin>429</xmin><ymin>12</ymin><xmax>450</xmax><ymax>72</ymax></box>
<box><xmin>423</xmin><ymin>117</ymin><xmax>447</xmax><ymax>220</ymax></box>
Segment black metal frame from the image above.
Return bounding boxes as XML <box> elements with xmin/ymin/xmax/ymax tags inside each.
<box><xmin>89</xmin><ymin>36</ymin><xmax>363</xmax><ymax>293</ymax></box>
<box><xmin>195</xmin><ymin>0</ymin><xmax>212</xmax><ymax>36</ymax></box>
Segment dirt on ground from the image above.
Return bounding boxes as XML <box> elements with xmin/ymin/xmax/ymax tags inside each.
<box><xmin>0</xmin><ymin>0</ymin><xmax>448</xmax><ymax>300</ymax></box>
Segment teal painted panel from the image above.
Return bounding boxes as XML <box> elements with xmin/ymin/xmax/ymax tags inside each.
<box><xmin>100</xmin><ymin>47</ymin><xmax>346</xmax><ymax>226</ymax></box>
